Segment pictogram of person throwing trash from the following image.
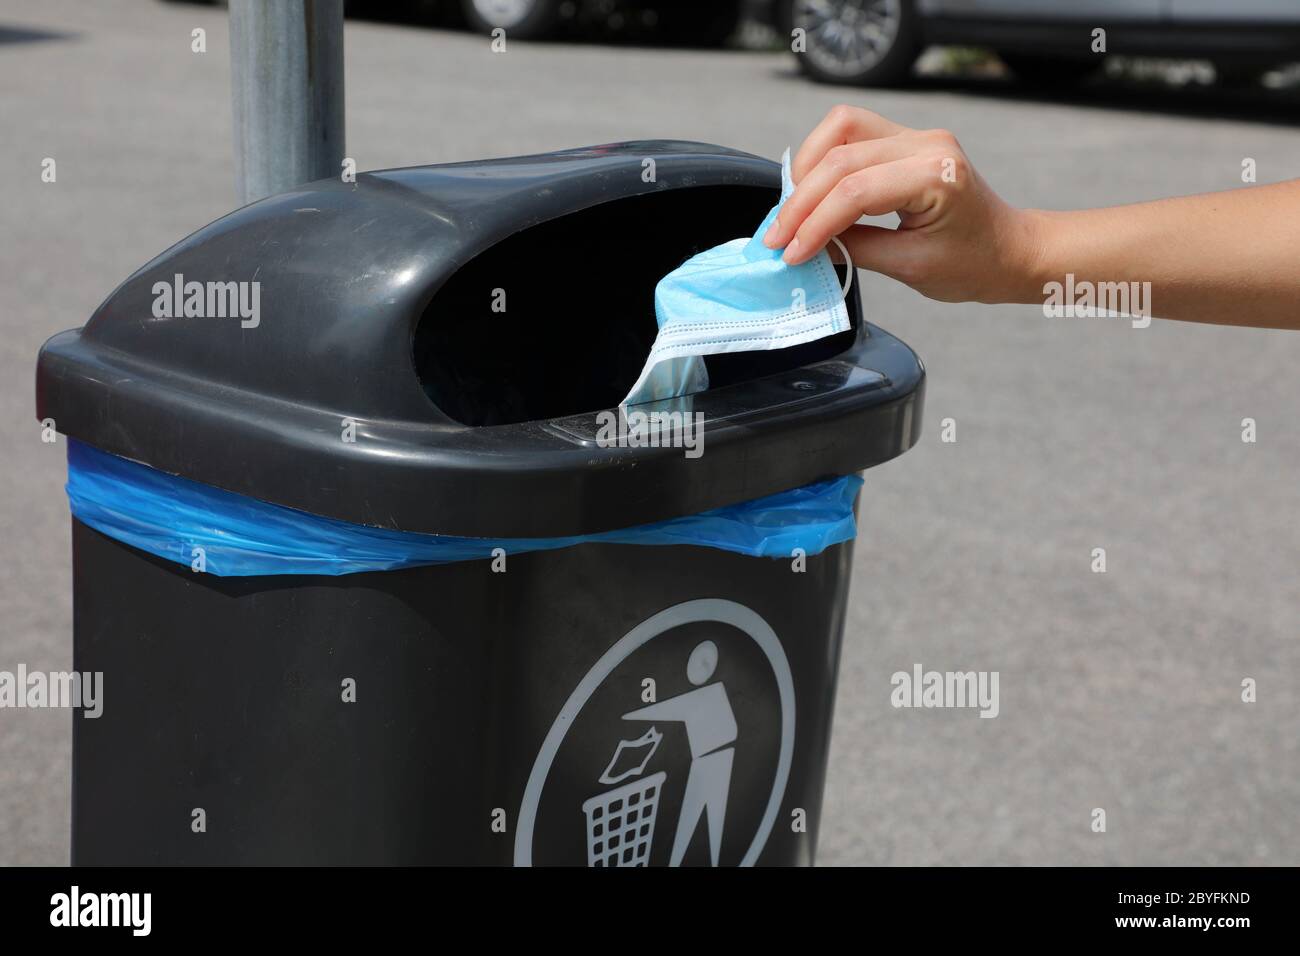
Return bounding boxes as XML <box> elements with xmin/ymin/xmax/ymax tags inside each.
<box><xmin>621</xmin><ymin>639</ymin><xmax>737</xmax><ymax>866</ymax></box>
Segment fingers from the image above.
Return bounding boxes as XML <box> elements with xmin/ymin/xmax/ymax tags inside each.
<box><xmin>791</xmin><ymin>104</ymin><xmax>906</xmax><ymax>183</ymax></box>
<box><xmin>839</xmin><ymin>223</ymin><xmax>923</xmax><ymax>287</ymax></box>
<box><xmin>765</xmin><ymin>136</ymin><xmax>918</xmax><ymax>250</ymax></box>
<box><xmin>781</xmin><ymin>158</ymin><xmax>936</xmax><ymax>265</ymax></box>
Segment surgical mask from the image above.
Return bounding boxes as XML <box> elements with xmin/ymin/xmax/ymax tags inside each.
<box><xmin>623</xmin><ymin>149</ymin><xmax>853</xmax><ymax>407</ymax></box>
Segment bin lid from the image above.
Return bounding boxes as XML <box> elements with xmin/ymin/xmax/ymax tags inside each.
<box><xmin>36</xmin><ymin>141</ymin><xmax>925</xmax><ymax>538</ymax></box>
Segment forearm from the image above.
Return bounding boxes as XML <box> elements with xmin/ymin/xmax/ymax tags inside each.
<box><xmin>1020</xmin><ymin>182</ymin><xmax>1300</xmax><ymax>330</ymax></box>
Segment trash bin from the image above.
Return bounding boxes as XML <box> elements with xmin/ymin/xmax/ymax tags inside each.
<box><xmin>36</xmin><ymin>141</ymin><xmax>924</xmax><ymax>866</ymax></box>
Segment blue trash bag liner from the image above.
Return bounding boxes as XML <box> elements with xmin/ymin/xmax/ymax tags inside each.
<box><xmin>65</xmin><ymin>439</ymin><xmax>863</xmax><ymax>577</ymax></box>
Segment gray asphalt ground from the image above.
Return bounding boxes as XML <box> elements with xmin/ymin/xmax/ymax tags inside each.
<box><xmin>2</xmin><ymin>0</ymin><xmax>1297</xmax><ymax>866</ymax></box>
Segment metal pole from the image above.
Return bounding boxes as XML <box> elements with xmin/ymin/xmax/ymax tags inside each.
<box><xmin>229</xmin><ymin>0</ymin><xmax>345</xmax><ymax>205</ymax></box>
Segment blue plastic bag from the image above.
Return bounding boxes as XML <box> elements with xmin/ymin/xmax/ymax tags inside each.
<box><xmin>65</xmin><ymin>440</ymin><xmax>863</xmax><ymax>577</ymax></box>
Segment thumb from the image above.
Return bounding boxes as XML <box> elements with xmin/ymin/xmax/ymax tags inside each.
<box><xmin>839</xmin><ymin>223</ymin><xmax>925</xmax><ymax>288</ymax></box>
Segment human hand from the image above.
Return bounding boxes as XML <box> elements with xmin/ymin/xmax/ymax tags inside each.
<box><xmin>764</xmin><ymin>105</ymin><xmax>1044</xmax><ymax>305</ymax></box>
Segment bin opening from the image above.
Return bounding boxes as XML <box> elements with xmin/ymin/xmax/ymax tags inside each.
<box><xmin>413</xmin><ymin>186</ymin><xmax>859</xmax><ymax>427</ymax></box>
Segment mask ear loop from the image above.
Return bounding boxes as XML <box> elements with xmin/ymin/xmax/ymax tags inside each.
<box><xmin>829</xmin><ymin>235</ymin><xmax>855</xmax><ymax>299</ymax></box>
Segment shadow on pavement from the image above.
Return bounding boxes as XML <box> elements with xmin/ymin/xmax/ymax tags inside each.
<box><xmin>0</xmin><ymin>24</ymin><xmax>72</xmax><ymax>46</ymax></box>
<box><xmin>770</xmin><ymin>65</ymin><xmax>1300</xmax><ymax>129</ymax></box>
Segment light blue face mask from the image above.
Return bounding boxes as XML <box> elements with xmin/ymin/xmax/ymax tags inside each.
<box><xmin>623</xmin><ymin>149</ymin><xmax>853</xmax><ymax>406</ymax></box>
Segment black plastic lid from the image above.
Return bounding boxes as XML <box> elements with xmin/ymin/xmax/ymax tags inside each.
<box><xmin>36</xmin><ymin>141</ymin><xmax>925</xmax><ymax>538</ymax></box>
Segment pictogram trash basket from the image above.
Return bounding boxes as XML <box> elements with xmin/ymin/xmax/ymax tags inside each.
<box><xmin>36</xmin><ymin>142</ymin><xmax>924</xmax><ymax>866</ymax></box>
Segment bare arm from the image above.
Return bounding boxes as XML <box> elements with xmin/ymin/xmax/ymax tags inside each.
<box><xmin>1025</xmin><ymin>185</ymin><xmax>1300</xmax><ymax>328</ymax></box>
<box><xmin>766</xmin><ymin>105</ymin><xmax>1300</xmax><ymax>331</ymax></box>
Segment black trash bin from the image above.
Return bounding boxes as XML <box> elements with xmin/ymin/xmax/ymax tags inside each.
<box><xmin>36</xmin><ymin>142</ymin><xmax>924</xmax><ymax>866</ymax></box>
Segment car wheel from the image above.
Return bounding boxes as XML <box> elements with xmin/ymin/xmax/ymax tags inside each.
<box><xmin>999</xmin><ymin>52</ymin><xmax>1100</xmax><ymax>88</ymax></box>
<box><xmin>460</xmin><ymin>0</ymin><xmax>560</xmax><ymax>39</ymax></box>
<box><xmin>786</xmin><ymin>0</ymin><xmax>921</xmax><ymax>87</ymax></box>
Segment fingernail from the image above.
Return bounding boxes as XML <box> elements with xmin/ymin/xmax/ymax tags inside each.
<box><xmin>762</xmin><ymin>219</ymin><xmax>780</xmax><ymax>248</ymax></box>
<box><xmin>782</xmin><ymin>237</ymin><xmax>801</xmax><ymax>263</ymax></box>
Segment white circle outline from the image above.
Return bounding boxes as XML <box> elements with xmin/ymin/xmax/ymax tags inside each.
<box><xmin>830</xmin><ymin>234</ymin><xmax>855</xmax><ymax>300</ymax></box>
<box><xmin>513</xmin><ymin>598</ymin><xmax>795</xmax><ymax>867</ymax></box>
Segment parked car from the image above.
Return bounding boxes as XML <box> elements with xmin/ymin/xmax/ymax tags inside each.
<box><xmin>456</xmin><ymin>0</ymin><xmax>743</xmax><ymax>44</ymax></box>
<box><xmin>162</xmin><ymin>0</ymin><xmax>746</xmax><ymax>46</ymax></box>
<box><xmin>776</xmin><ymin>0</ymin><xmax>1300</xmax><ymax>86</ymax></box>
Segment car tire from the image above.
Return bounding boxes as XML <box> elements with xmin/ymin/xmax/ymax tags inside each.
<box><xmin>785</xmin><ymin>0</ymin><xmax>921</xmax><ymax>87</ymax></box>
<box><xmin>460</xmin><ymin>0</ymin><xmax>560</xmax><ymax>40</ymax></box>
<box><xmin>999</xmin><ymin>52</ymin><xmax>1100</xmax><ymax>88</ymax></box>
